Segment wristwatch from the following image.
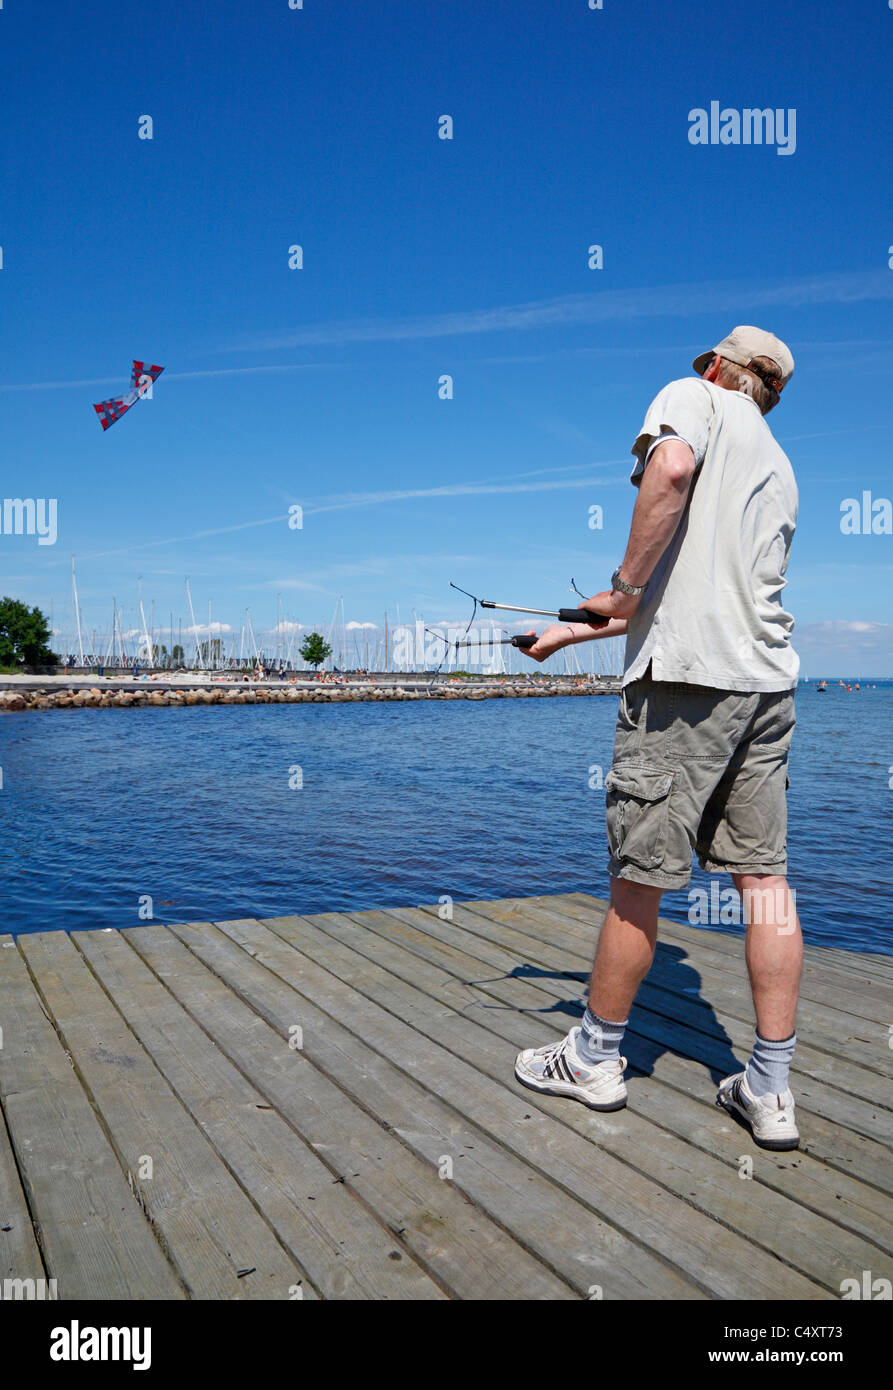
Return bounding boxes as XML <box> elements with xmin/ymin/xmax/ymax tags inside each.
<box><xmin>611</xmin><ymin>566</ymin><xmax>646</xmax><ymax>597</ymax></box>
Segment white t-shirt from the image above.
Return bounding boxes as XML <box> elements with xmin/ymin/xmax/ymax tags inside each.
<box><xmin>622</xmin><ymin>377</ymin><xmax>799</xmax><ymax>692</ymax></box>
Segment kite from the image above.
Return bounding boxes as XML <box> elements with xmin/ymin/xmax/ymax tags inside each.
<box><xmin>93</xmin><ymin>360</ymin><xmax>164</xmax><ymax>431</ymax></box>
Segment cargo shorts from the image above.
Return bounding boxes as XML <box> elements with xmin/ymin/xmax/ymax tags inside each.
<box><xmin>606</xmin><ymin>667</ymin><xmax>796</xmax><ymax>889</ymax></box>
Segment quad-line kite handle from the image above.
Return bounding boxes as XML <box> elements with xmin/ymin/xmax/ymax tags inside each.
<box><xmin>479</xmin><ymin>599</ymin><xmax>609</xmax><ymax>628</ymax></box>
<box><xmin>557</xmin><ymin>608</ymin><xmax>609</xmax><ymax>628</ymax></box>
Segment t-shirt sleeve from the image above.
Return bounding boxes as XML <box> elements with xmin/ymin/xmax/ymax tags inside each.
<box><xmin>629</xmin><ymin>378</ymin><xmax>715</xmax><ymax>487</ymax></box>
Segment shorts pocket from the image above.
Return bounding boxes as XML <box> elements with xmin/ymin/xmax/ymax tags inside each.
<box><xmin>605</xmin><ymin>764</ymin><xmax>674</xmax><ymax>870</ymax></box>
<box><xmin>617</xmin><ymin>679</ymin><xmax>646</xmax><ymax>733</ymax></box>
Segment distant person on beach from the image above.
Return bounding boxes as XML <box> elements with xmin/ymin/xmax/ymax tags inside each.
<box><xmin>515</xmin><ymin>327</ymin><xmax>802</xmax><ymax>1152</ymax></box>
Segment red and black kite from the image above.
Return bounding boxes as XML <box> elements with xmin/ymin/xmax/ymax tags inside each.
<box><xmin>93</xmin><ymin>360</ymin><xmax>164</xmax><ymax>431</ymax></box>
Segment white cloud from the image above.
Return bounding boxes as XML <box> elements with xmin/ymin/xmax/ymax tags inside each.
<box><xmin>800</xmin><ymin>620</ymin><xmax>888</xmax><ymax>636</ymax></box>
<box><xmin>0</xmin><ymin>363</ymin><xmax>330</xmax><ymax>394</ymax></box>
<box><xmin>796</xmin><ymin>620</ymin><xmax>893</xmax><ymax>675</ymax></box>
<box><xmin>56</xmin><ymin>465</ymin><xmax>625</xmax><ymax>567</ymax></box>
<box><xmin>184</xmin><ymin>621</ymin><xmax>233</xmax><ymax>636</ymax></box>
<box><xmin>223</xmin><ymin>270</ymin><xmax>893</xmax><ymax>354</ymax></box>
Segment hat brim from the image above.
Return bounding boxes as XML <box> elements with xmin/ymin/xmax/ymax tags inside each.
<box><xmin>692</xmin><ymin>351</ymin><xmax>714</xmax><ymax>376</ymax></box>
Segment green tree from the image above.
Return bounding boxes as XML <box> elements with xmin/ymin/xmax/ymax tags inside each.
<box><xmin>300</xmin><ymin>632</ymin><xmax>333</xmax><ymax>669</ymax></box>
<box><xmin>172</xmin><ymin>644</ymin><xmax>185</xmax><ymax>664</ymax></box>
<box><xmin>197</xmin><ymin>637</ymin><xmax>223</xmax><ymax>666</ymax></box>
<box><xmin>0</xmin><ymin>598</ymin><xmax>58</xmax><ymax>671</ymax></box>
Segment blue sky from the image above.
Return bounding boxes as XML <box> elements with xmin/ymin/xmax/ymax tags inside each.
<box><xmin>2</xmin><ymin>0</ymin><xmax>892</xmax><ymax>672</ymax></box>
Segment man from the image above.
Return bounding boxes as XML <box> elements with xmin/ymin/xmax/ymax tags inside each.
<box><xmin>515</xmin><ymin>327</ymin><xmax>802</xmax><ymax>1151</ymax></box>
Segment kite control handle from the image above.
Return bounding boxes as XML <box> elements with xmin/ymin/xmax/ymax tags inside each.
<box><xmin>511</xmin><ymin>634</ymin><xmax>537</xmax><ymax>649</ymax></box>
<box><xmin>558</xmin><ymin>608</ymin><xmax>609</xmax><ymax>627</ymax></box>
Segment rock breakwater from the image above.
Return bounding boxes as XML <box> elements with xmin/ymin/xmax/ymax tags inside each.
<box><xmin>0</xmin><ymin>680</ymin><xmax>619</xmax><ymax>712</ymax></box>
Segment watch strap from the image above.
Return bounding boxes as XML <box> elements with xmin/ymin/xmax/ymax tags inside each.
<box><xmin>611</xmin><ymin>567</ymin><xmax>646</xmax><ymax>597</ymax></box>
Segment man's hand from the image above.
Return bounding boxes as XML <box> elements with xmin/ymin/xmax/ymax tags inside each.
<box><xmin>581</xmin><ymin>588</ymin><xmax>641</xmax><ymax>621</ymax></box>
<box><xmin>518</xmin><ymin>625</ymin><xmax>575</xmax><ymax>663</ymax></box>
<box><xmin>519</xmin><ymin>616</ymin><xmax>630</xmax><ymax>662</ymax></box>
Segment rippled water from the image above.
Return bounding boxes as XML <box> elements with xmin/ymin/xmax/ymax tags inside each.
<box><xmin>2</xmin><ymin>685</ymin><xmax>891</xmax><ymax>953</ymax></box>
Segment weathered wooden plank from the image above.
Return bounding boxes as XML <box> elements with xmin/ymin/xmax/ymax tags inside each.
<box><xmin>5</xmin><ymin>890</ymin><xmax>887</xmax><ymax>1304</ymax></box>
<box><xmin>0</xmin><ymin>941</ymin><xmax>45</xmax><ymax>1289</ymax></box>
<box><xmin>69</xmin><ymin>927</ymin><xmax>435</xmax><ymax>1301</ymax></box>
<box><xmin>357</xmin><ymin>901</ymin><xmax>892</xmax><ymax>1144</ymax></box>
<box><xmin>192</xmin><ymin>919</ymin><xmax>707</xmax><ymax>1301</ymax></box>
<box><xmin>302</xmin><ymin>906</ymin><xmax>892</xmax><ymax>1283</ymax></box>
<box><xmin>422</xmin><ymin>898</ymin><xmax>893</xmax><ymax>1090</ymax></box>
<box><xmin>392</xmin><ymin>906</ymin><xmax>890</xmax><ymax>1212</ymax></box>
<box><xmin>127</xmin><ymin>922</ymin><xmax>579</xmax><ymax>1301</ymax></box>
<box><xmin>0</xmin><ymin>937</ymin><xmax>183</xmax><ymax>1300</ymax></box>
<box><xmin>614</xmin><ymin>1065</ymin><xmax>893</xmax><ymax>1254</ymax></box>
<box><xmin>489</xmin><ymin>890</ymin><xmax>887</xmax><ymax>999</ymax></box>
<box><xmin>23</xmin><ymin>929</ymin><xmax>315</xmax><ymax>1301</ymax></box>
<box><xmin>554</xmin><ymin>893</ymin><xmax>893</xmax><ymax>978</ymax></box>
<box><xmin>419</xmin><ymin>901</ymin><xmax>892</xmax><ymax>1134</ymax></box>
<box><xmin>0</xmin><ymin>1112</ymin><xmax>44</xmax><ymax>1288</ymax></box>
<box><xmin>249</xmin><ymin>913</ymin><xmax>825</xmax><ymax>1298</ymax></box>
<box><xmin>443</xmin><ymin>896</ymin><xmax>887</xmax><ymax>1054</ymax></box>
<box><xmin>163</xmin><ymin>921</ymin><xmax>678</xmax><ymax>1300</ymax></box>
<box><xmin>354</xmin><ymin>906</ymin><xmax>893</xmax><ymax>1242</ymax></box>
<box><xmin>484</xmin><ymin>892</ymin><xmax>887</xmax><ymax>1021</ymax></box>
<box><xmin>542</xmin><ymin>894</ymin><xmax>893</xmax><ymax>1016</ymax></box>
<box><xmin>380</xmin><ymin>903</ymin><xmax>893</xmax><ymax>1179</ymax></box>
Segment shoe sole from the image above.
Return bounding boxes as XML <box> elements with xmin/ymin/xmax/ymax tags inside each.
<box><xmin>715</xmin><ymin>1095</ymin><xmax>800</xmax><ymax>1151</ymax></box>
<box><xmin>515</xmin><ymin>1064</ymin><xmax>628</xmax><ymax>1112</ymax></box>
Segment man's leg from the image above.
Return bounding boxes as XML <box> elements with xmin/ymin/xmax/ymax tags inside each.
<box><xmin>733</xmin><ymin>872</ymin><xmax>802</xmax><ymax>1097</ymax></box>
<box><xmin>589</xmin><ymin>877</ymin><xmax>663</xmax><ymax>1018</ymax></box>
<box><xmin>513</xmin><ymin>873</ymin><xmax>662</xmax><ymax>1106</ymax></box>
<box><xmin>735</xmin><ymin>872</ymin><xmax>802</xmax><ymax>1038</ymax></box>
<box><xmin>575</xmin><ymin>877</ymin><xmax>663</xmax><ymax>1066</ymax></box>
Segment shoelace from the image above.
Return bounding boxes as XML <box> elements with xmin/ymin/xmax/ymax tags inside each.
<box><xmin>538</xmin><ymin>1039</ymin><xmax>570</xmax><ymax>1074</ymax></box>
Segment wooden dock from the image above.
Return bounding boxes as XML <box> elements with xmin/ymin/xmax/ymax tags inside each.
<box><xmin>1</xmin><ymin>893</ymin><xmax>890</xmax><ymax>1301</ymax></box>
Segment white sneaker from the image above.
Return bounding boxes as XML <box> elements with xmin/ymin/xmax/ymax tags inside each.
<box><xmin>514</xmin><ymin>1027</ymin><xmax>628</xmax><ymax>1111</ymax></box>
<box><xmin>716</xmin><ymin>1070</ymin><xmax>800</xmax><ymax>1151</ymax></box>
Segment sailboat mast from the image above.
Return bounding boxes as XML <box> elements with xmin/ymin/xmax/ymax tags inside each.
<box><xmin>72</xmin><ymin>556</ymin><xmax>85</xmax><ymax>667</ymax></box>
<box><xmin>185</xmin><ymin>578</ymin><xmax>202</xmax><ymax>670</ymax></box>
<box><xmin>138</xmin><ymin>579</ymin><xmax>151</xmax><ymax>667</ymax></box>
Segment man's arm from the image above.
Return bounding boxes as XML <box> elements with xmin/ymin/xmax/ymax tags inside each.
<box><xmin>522</xmin><ymin>615</ymin><xmax>628</xmax><ymax>663</ymax></box>
<box><xmin>579</xmin><ymin>437</ymin><xmax>696</xmax><ymax>622</ymax></box>
<box><xmin>617</xmin><ymin>437</ymin><xmax>696</xmax><ymax>587</ymax></box>
<box><xmin>521</xmin><ymin>437</ymin><xmax>696</xmax><ymax>662</ymax></box>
